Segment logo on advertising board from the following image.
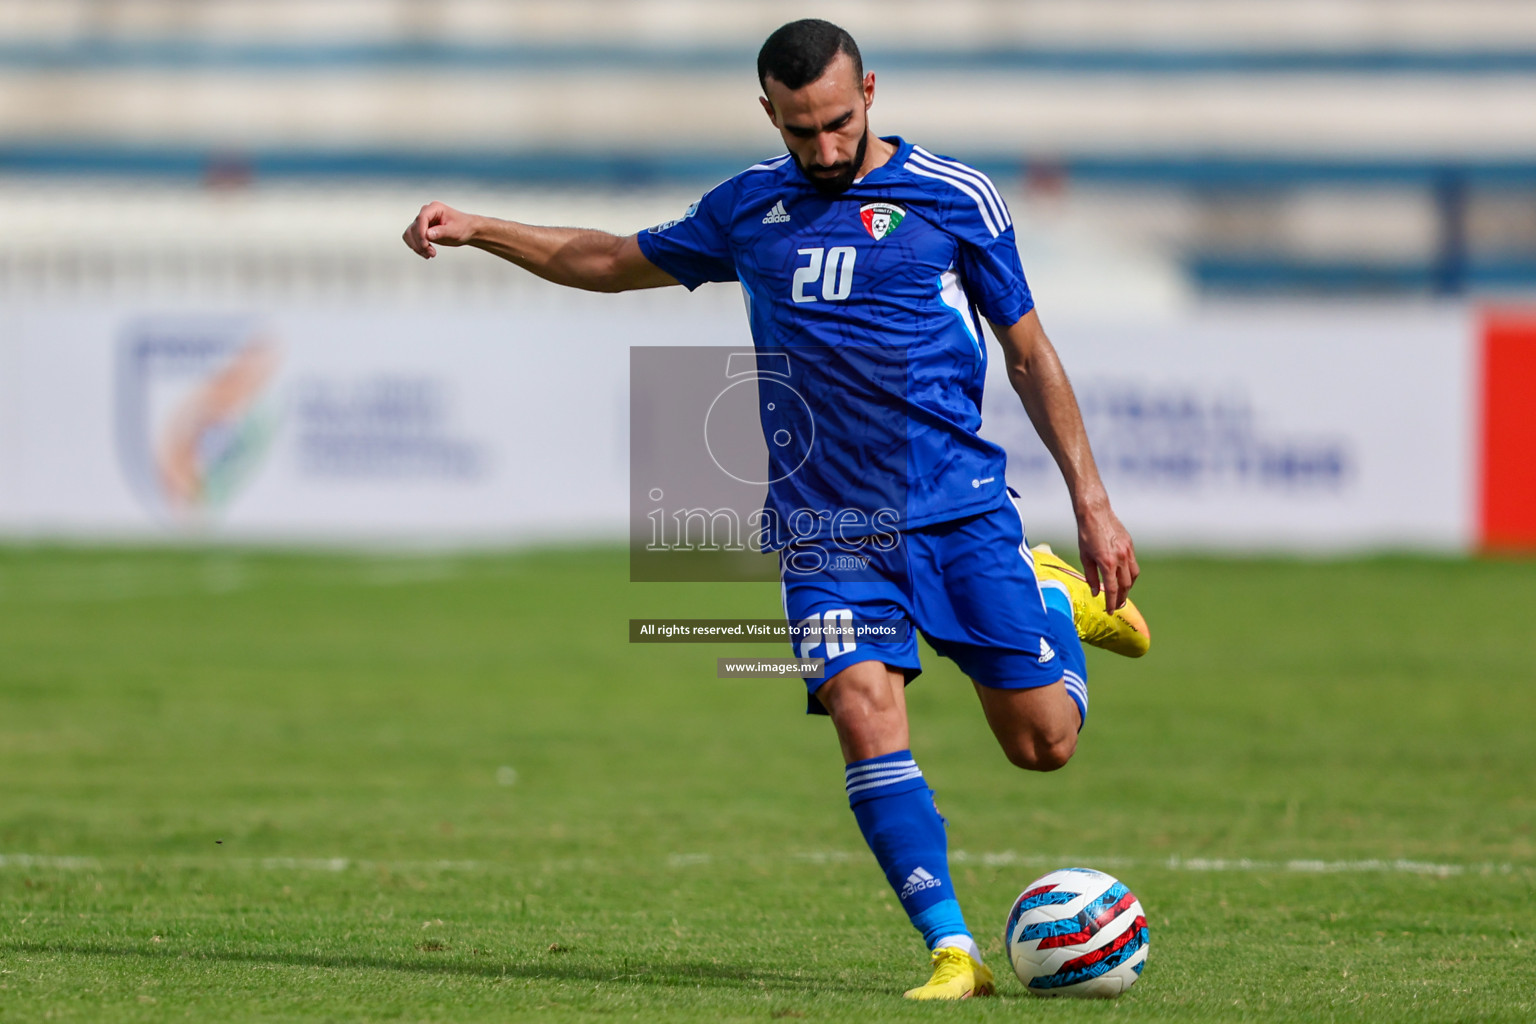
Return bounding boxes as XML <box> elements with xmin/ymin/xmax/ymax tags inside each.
<box><xmin>117</xmin><ymin>320</ymin><xmax>282</xmax><ymax>522</ymax></box>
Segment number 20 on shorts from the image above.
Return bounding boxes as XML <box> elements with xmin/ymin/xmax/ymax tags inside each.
<box><xmin>796</xmin><ymin>608</ymin><xmax>859</xmax><ymax>659</ymax></box>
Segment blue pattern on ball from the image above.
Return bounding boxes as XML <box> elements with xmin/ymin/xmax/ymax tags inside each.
<box><xmin>1027</xmin><ymin>923</ymin><xmax>1149</xmax><ymax>990</ymax></box>
<box><xmin>1019</xmin><ymin>882</ymin><xmax>1129</xmax><ymax>942</ymax></box>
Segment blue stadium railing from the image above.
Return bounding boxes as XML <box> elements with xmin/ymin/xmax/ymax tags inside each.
<box><xmin>1189</xmin><ymin>258</ymin><xmax>1536</xmax><ymax>295</ymax></box>
<box><xmin>2</xmin><ymin>145</ymin><xmax>1531</xmax><ymax>294</ymax></box>
<box><xmin>2</xmin><ymin>40</ymin><xmax>1536</xmax><ymax>75</ymax></box>
<box><xmin>5</xmin><ymin>144</ymin><xmax>1533</xmax><ymax>190</ymax></box>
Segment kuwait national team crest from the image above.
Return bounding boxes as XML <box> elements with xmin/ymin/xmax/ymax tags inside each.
<box><xmin>860</xmin><ymin>202</ymin><xmax>905</xmax><ymax>240</ymax></box>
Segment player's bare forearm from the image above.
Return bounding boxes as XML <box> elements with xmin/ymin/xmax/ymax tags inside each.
<box><xmin>401</xmin><ymin>201</ymin><xmax>677</xmax><ymax>292</ymax></box>
<box><xmin>466</xmin><ymin>219</ymin><xmax>676</xmax><ymax>292</ymax></box>
<box><xmin>991</xmin><ymin>311</ymin><xmax>1105</xmax><ymax>515</ymax></box>
<box><xmin>991</xmin><ymin>310</ymin><xmax>1140</xmax><ymax>608</ymax></box>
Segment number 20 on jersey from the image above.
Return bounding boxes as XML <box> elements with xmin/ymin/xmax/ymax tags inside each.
<box><xmin>793</xmin><ymin>246</ymin><xmax>857</xmax><ymax>303</ymax></box>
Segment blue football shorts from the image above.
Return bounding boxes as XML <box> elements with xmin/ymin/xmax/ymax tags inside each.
<box><xmin>781</xmin><ymin>491</ymin><xmax>1069</xmax><ymax>715</ymax></box>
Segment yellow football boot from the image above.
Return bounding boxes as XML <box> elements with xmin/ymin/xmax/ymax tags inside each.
<box><xmin>902</xmin><ymin>947</ymin><xmax>996</xmax><ymax>1000</ymax></box>
<box><xmin>1031</xmin><ymin>544</ymin><xmax>1151</xmax><ymax>658</ymax></box>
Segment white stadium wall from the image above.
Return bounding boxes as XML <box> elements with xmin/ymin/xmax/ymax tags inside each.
<box><xmin>983</xmin><ymin>307</ymin><xmax>1480</xmax><ymax>551</ymax></box>
<box><xmin>0</xmin><ymin>296</ymin><xmax>1522</xmax><ymax>552</ymax></box>
<box><xmin>0</xmin><ymin>293</ymin><xmax>732</xmax><ymax>546</ymax></box>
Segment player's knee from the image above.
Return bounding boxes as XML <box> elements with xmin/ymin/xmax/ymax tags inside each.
<box><xmin>1036</xmin><ymin>732</ymin><xmax>1078</xmax><ymax>771</ymax></box>
<box><xmin>823</xmin><ymin>674</ymin><xmax>900</xmax><ymax>724</ymax></box>
<box><xmin>1003</xmin><ymin>730</ymin><xmax>1077</xmax><ymax>772</ymax></box>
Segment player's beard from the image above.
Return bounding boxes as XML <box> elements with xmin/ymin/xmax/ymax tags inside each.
<box><xmin>795</xmin><ymin>132</ymin><xmax>870</xmax><ymax>196</ymax></box>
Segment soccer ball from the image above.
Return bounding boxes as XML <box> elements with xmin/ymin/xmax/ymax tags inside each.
<box><xmin>1004</xmin><ymin>867</ymin><xmax>1149</xmax><ymax>997</ymax></box>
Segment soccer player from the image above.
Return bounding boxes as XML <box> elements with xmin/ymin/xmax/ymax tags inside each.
<box><xmin>402</xmin><ymin>18</ymin><xmax>1148</xmax><ymax>999</ymax></box>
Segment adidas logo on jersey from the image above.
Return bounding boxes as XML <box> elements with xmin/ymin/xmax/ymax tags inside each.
<box><xmin>1039</xmin><ymin>638</ymin><xmax>1056</xmax><ymax>664</ymax></box>
<box><xmin>762</xmin><ymin>200</ymin><xmax>791</xmax><ymax>224</ymax></box>
<box><xmin>899</xmin><ymin>866</ymin><xmax>942</xmax><ymax>901</ymax></box>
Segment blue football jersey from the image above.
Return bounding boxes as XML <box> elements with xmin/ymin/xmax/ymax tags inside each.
<box><xmin>636</xmin><ymin>136</ymin><xmax>1033</xmax><ymax>546</ymax></box>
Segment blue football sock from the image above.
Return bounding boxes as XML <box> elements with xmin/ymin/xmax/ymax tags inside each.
<box><xmin>1039</xmin><ymin>582</ymin><xmax>1090</xmax><ymax>728</ymax></box>
<box><xmin>845</xmin><ymin>750</ymin><xmax>975</xmax><ymax>952</ymax></box>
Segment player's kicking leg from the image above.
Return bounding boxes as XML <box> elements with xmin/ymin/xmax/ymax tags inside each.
<box><xmin>815</xmin><ymin>660</ymin><xmax>996</xmax><ymax>1000</ymax></box>
<box><xmin>972</xmin><ymin>676</ymin><xmax>1081</xmax><ymax>771</ymax></box>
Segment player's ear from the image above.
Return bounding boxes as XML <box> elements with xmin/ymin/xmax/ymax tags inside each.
<box><xmin>759</xmin><ymin>95</ymin><xmax>779</xmax><ymax>127</ymax></box>
<box><xmin>863</xmin><ymin>71</ymin><xmax>876</xmax><ymax>109</ymax></box>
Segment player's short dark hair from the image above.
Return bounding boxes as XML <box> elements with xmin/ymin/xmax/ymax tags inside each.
<box><xmin>757</xmin><ymin>19</ymin><xmax>863</xmax><ymax>92</ymax></box>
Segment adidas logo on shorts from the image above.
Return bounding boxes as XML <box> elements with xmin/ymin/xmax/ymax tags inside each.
<box><xmin>762</xmin><ymin>199</ymin><xmax>791</xmax><ymax>224</ymax></box>
<box><xmin>900</xmin><ymin>866</ymin><xmax>942</xmax><ymax>901</ymax></box>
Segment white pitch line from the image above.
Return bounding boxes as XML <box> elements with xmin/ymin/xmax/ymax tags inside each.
<box><xmin>949</xmin><ymin>851</ymin><xmax>1520</xmax><ymax>878</ymax></box>
<box><xmin>0</xmin><ymin>851</ymin><xmax>1523</xmax><ymax>878</ymax></box>
<box><xmin>666</xmin><ymin>853</ymin><xmax>712</xmax><ymax>868</ymax></box>
<box><xmin>0</xmin><ymin>853</ymin><xmax>522</xmax><ymax>875</ymax></box>
<box><xmin>0</xmin><ymin>854</ymin><xmax>103</xmax><ymax>870</ymax></box>
<box><xmin>1167</xmin><ymin>856</ymin><xmax>1519</xmax><ymax>877</ymax></box>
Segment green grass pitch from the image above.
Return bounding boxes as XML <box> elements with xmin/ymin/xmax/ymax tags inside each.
<box><xmin>1</xmin><ymin>545</ymin><xmax>1532</xmax><ymax>1022</ymax></box>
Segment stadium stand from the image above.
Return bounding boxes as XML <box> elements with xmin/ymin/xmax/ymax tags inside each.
<box><xmin>1</xmin><ymin>0</ymin><xmax>1534</xmax><ymax>296</ymax></box>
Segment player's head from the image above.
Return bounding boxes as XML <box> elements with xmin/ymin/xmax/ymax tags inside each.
<box><xmin>757</xmin><ymin>20</ymin><xmax>872</xmax><ymax>196</ymax></box>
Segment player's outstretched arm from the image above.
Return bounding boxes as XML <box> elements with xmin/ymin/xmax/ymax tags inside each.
<box><xmin>991</xmin><ymin>310</ymin><xmax>1140</xmax><ymax>611</ymax></box>
<box><xmin>402</xmin><ymin>201</ymin><xmax>679</xmax><ymax>293</ymax></box>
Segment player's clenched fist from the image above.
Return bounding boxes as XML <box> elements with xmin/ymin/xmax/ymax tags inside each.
<box><xmin>402</xmin><ymin>201</ymin><xmax>479</xmax><ymax>259</ymax></box>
